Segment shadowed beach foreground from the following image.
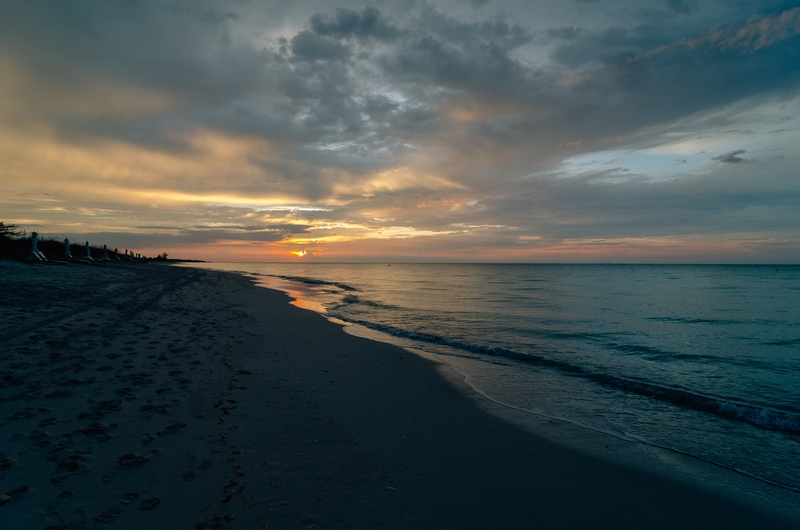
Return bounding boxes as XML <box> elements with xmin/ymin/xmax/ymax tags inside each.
<box><xmin>0</xmin><ymin>262</ymin><xmax>794</xmax><ymax>529</ymax></box>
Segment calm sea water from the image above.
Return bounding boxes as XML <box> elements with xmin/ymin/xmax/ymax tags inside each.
<box><xmin>185</xmin><ymin>263</ymin><xmax>800</xmax><ymax>498</ymax></box>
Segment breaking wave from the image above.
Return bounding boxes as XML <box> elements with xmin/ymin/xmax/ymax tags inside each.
<box><xmin>328</xmin><ymin>312</ymin><xmax>800</xmax><ymax>437</ymax></box>
<box><xmin>267</xmin><ymin>275</ymin><xmax>359</xmax><ymax>292</ymax></box>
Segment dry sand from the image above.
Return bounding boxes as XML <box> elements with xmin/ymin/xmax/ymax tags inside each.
<box><xmin>0</xmin><ymin>260</ymin><xmax>795</xmax><ymax>529</ymax></box>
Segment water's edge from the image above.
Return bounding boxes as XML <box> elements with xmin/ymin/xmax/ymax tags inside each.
<box><xmin>178</xmin><ymin>263</ymin><xmax>800</xmax><ymax>522</ymax></box>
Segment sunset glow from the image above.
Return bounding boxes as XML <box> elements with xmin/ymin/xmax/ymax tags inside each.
<box><xmin>1</xmin><ymin>2</ymin><xmax>799</xmax><ymax>262</ymax></box>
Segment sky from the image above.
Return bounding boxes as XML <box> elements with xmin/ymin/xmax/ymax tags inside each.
<box><xmin>1</xmin><ymin>0</ymin><xmax>799</xmax><ymax>262</ymax></box>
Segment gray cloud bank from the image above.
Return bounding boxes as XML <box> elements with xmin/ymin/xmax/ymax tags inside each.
<box><xmin>1</xmin><ymin>0</ymin><xmax>799</xmax><ymax>260</ymax></box>
<box><xmin>713</xmin><ymin>150</ymin><xmax>747</xmax><ymax>163</ymax></box>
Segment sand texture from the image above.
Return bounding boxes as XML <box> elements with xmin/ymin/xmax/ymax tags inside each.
<box><xmin>0</xmin><ymin>261</ymin><xmax>794</xmax><ymax>529</ymax></box>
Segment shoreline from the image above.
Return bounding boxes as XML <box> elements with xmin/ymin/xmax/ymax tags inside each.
<box><xmin>240</xmin><ymin>267</ymin><xmax>800</xmax><ymax>522</ymax></box>
<box><xmin>199</xmin><ymin>263</ymin><xmax>800</xmax><ymax>509</ymax></box>
<box><xmin>1</xmin><ymin>261</ymin><xmax>796</xmax><ymax>528</ymax></box>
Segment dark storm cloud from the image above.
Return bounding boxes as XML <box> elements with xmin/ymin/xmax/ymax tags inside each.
<box><xmin>713</xmin><ymin>150</ymin><xmax>746</xmax><ymax>163</ymax></box>
<box><xmin>2</xmin><ymin>1</ymin><xmax>799</xmax><ymax>260</ymax></box>
<box><xmin>547</xmin><ymin>26</ymin><xmax>584</xmax><ymax>40</ymax></box>
<box><xmin>594</xmin><ymin>43</ymin><xmax>795</xmax><ymax>125</ymax></box>
<box><xmin>7</xmin><ymin>1</ymin><xmax>794</xmax><ymax>169</ymax></box>
<box><xmin>290</xmin><ymin>30</ymin><xmax>353</xmax><ymax>61</ymax></box>
<box><xmin>3</xmin><ymin>2</ymin><xmax>797</xmax><ymax>161</ymax></box>
<box><xmin>195</xmin><ymin>11</ymin><xmax>240</xmax><ymax>25</ymax></box>
<box><xmin>198</xmin><ymin>4</ymin><xmax>538</xmax><ymax>185</ymax></box>
<box><xmin>457</xmin><ymin>159</ymin><xmax>800</xmax><ymax>241</ymax></box>
<box><xmin>665</xmin><ymin>0</ymin><xmax>695</xmax><ymax>14</ymax></box>
<box><xmin>550</xmin><ymin>25</ymin><xmax>669</xmax><ymax>68</ymax></box>
<box><xmin>377</xmin><ymin>21</ymin><xmax>531</xmax><ymax>91</ymax></box>
<box><xmin>309</xmin><ymin>7</ymin><xmax>402</xmax><ymax>41</ymax></box>
<box><xmin>284</xmin><ymin>5</ymin><xmax>534</xmax><ymax>110</ymax></box>
<box><xmin>291</xmin><ymin>4</ymin><xmax>800</xmax><ymax>185</ymax></box>
<box><xmin>522</xmin><ymin>9</ymin><xmax>800</xmax><ymax>160</ymax></box>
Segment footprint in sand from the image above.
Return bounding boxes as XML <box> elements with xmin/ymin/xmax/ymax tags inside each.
<box><xmin>8</xmin><ymin>408</ymin><xmax>37</xmax><ymax>420</ymax></box>
<box><xmin>44</xmin><ymin>390</ymin><xmax>73</xmax><ymax>399</ymax></box>
<box><xmin>94</xmin><ymin>506</ymin><xmax>121</xmax><ymax>523</ymax></box>
<box><xmin>139</xmin><ymin>497</ymin><xmax>161</xmax><ymax>511</ymax></box>
<box><xmin>0</xmin><ymin>485</ymin><xmax>29</xmax><ymax>506</ymax></box>
<box><xmin>0</xmin><ymin>456</ymin><xmax>15</xmax><ymax>470</ymax></box>
<box><xmin>29</xmin><ymin>430</ymin><xmax>50</xmax><ymax>447</ymax></box>
<box><xmin>156</xmin><ymin>420</ymin><xmax>186</xmax><ymax>436</ymax></box>
<box><xmin>120</xmin><ymin>492</ymin><xmax>139</xmax><ymax>505</ymax></box>
<box><xmin>118</xmin><ymin>453</ymin><xmax>150</xmax><ymax>468</ymax></box>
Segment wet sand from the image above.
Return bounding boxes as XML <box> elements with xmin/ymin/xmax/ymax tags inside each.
<box><xmin>0</xmin><ymin>261</ymin><xmax>794</xmax><ymax>529</ymax></box>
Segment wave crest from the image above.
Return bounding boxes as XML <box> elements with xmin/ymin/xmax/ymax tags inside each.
<box><xmin>331</xmin><ymin>313</ymin><xmax>800</xmax><ymax>436</ymax></box>
<box><xmin>269</xmin><ymin>275</ymin><xmax>358</xmax><ymax>292</ymax></box>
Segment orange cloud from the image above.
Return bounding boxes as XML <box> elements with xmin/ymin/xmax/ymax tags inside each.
<box><xmin>555</xmin><ymin>72</ymin><xmax>592</xmax><ymax>87</ymax></box>
<box><xmin>443</xmin><ymin>100</ymin><xmax>529</xmax><ymax>124</ymax></box>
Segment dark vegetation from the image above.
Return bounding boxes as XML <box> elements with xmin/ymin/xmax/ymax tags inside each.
<box><xmin>0</xmin><ymin>222</ymin><xmax>190</xmax><ymax>263</ymax></box>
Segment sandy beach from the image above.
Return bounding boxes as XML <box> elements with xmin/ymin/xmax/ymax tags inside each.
<box><xmin>0</xmin><ymin>261</ymin><xmax>795</xmax><ymax>529</ymax></box>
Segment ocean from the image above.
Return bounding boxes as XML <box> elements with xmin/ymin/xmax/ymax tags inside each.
<box><xmin>183</xmin><ymin>262</ymin><xmax>800</xmax><ymax>504</ymax></box>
